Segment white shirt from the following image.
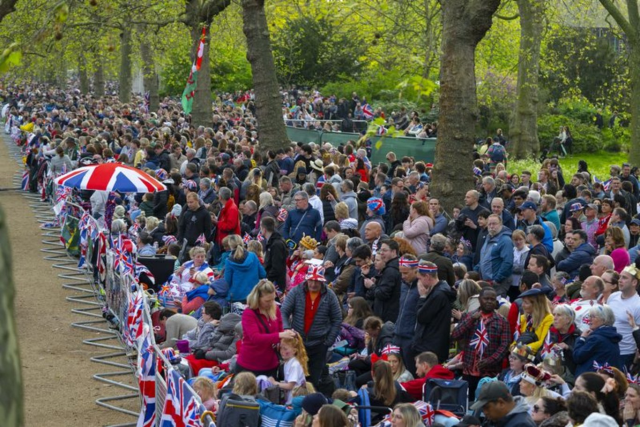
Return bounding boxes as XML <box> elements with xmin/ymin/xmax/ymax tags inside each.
<box><xmin>308</xmin><ymin>195</ymin><xmax>324</xmax><ymax>224</ymax></box>
<box><xmin>283</xmin><ymin>357</ymin><xmax>306</xmax><ymax>404</ymax></box>
<box><xmin>607</xmin><ymin>291</ymin><xmax>640</xmax><ymax>355</ymax></box>
<box><xmin>570</xmin><ymin>298</ymin><xmax>601</xmax><ymax>333</ymax></box>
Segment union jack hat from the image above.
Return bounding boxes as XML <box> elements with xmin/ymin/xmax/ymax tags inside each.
<box><xmin>381</xmin><ymin>344</ymin><xmax>401</xmax><ymax>356</ymax></box>
<box><xmin>569</xmin><ymin>202</ymin><xmax>584</xmax><ymax>212</ymax></box>
<box><xmin>184</xmin><ymin>180</ymin><xmax>197</xmax><ymax>191</ymax></box>
<box><xmin>418</xmin><ymin>264</ymin><xmax>438</xmax><ymax>274</ymax></box>
<box><xmin>305</xmin><ymin>265</ymin><xmax>326</xmax><ymax>282</ymax></box>
<box><xmin>155</xmin><ymin>169</ymin><xmax>168</xmax><ymax>181</ymax></box>
<box><xmin>399</xmin><ymin>257</ymin><xmax>419</xmax><ymax>268</ymax></box>
<box><xmin>367</xmin><ymin>197</ymin><xmax>385</xmax><ymax>215</ymax></box>
<box><xmin>162</xmin><ymin>235</ymin><xmax>177</xmax><ymax>246</ymax></box>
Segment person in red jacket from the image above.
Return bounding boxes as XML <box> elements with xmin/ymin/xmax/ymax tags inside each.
<box><xmin>400</xmin><ymin>351</ymin><xmax>454</xmax><ymax>401</ymax></box>
<box><xmin>214</xmin><ymin>187</ymin><xmax>240</xmax><ymax>246</ymax></box>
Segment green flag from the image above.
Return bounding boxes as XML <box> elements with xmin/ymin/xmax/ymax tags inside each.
<box><xmin>181</xmin><ymin>27</ymin><xmax>206</xmax><ymax>115</ymax></box>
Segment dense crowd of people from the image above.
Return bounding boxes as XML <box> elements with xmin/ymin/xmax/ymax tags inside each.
<box><xmin>6</xmin><ymin>84</ymin><xmax>640</xmax><ymax>427</ymax></box>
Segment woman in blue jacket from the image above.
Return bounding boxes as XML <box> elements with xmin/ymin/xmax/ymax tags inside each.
<box><xmin>224</xmin><ymin>234</ymin><xmax>266</xmax><ymax>303</ymax></box>
<box><xmin>573</xmin><ymin>305</ymin><xmax>622</xmax><ymax>377</ymax></box>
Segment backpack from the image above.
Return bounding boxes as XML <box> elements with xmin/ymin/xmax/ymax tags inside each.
<box><xmin>422</xmin><ymin>378</ymin><xmax>469</xmax><ymax>417</ymax></box>
<box><xmin>488</xmin><ymin>144</ymin><xmax>506</xmax><ymax>163</ymax></box>
<box><xmin>216</xmin><ymin>393</ymin><xmax>260</xmax><ymax>427</ymax></box>
<box><xmin>258</xmin><ymin>399</ymin><xmax>298</xmax><ymax>427</ymax></box>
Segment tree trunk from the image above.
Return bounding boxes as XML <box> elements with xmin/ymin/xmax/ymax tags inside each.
<box><xmin>58</xmin><ymin>59</ymin><xmax>67</xmax><ymax>91</ymax></box>
<box><xmin>94</xmin><ymin>59</ymin><xmax>105</xmax><ymax>97</ymax></box>
<box><xmin>431</xmin><ymin>0</ymin><xmax>501</xmax><ymax>213</ymax></box>
<box><xmin>242</xmin><ymin>0</ymin><xmax>289</xmax><ymax>152</ymax></box>
<box><xmin>119</xmin><ymin>26</ymin><xmax>132</xmax><ymax>103</ymax></box>
<box><xmin>140</xmin><ymin>38</ymin><xmax>159</xmax><ymax>112</ymax></box>
<box><xmin>189</xmin><ymin>24</ymin><xmax>212</xmax><ymax>128</ymax></box>
<box><xmin>629</xmin><ymin>45</ymin><xmax>640</xmax><ymax>165</ymax></box>
<box><xmin>0</xmin><ymin>206</ymin><xmax>23</xmax><ymax>427</ymax></box>
<box><xmin>79</xmin><ymin>54</ymin><xmax>90</xmax><ymax>95</ymax></box>
<box><xmin>510</xmin><ymin>0</ymin><xmax>544</xmax><ymax>159</ymax></box>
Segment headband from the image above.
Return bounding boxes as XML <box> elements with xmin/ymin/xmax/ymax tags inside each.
<box><xmin>399</xmin><ymin>257</ymin><xmax>419</xmax><ymax>268</ymax></box>
<box><xmin>418</xmin><ymin>265</ymin><xmax>438</xmax><ymax>274</ymax></box>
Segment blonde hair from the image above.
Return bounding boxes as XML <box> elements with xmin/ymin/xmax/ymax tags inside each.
<box><xmin>458</xmin><ymin>279</ymin><xmax>482</xmax><ymax>310</ymax></box>
<box><xmin>334</xmin><ymin>202</ymin><xmax>349</xmax><ymax>221</ymax></box>
<box><xmin>194</xmin><ymin>271</ymin><xmax>209</xmax><ymax>284</ymax></box>
<box><xmin>388</xmin><ymin>353</ymin><xmax>407</xmax><ymax>381</ymax></box>
<box><xmin>525</xmin><ymin>294</ymin><xmax>552</xmax><ymax>328</ymax></box>
<box><xmin>189</xmin><ymin>246</ymin><xmax>206</xmax><ymax>259</ymax></box>
<box><xmin>232</xmin><ymin>372</ymin><xmax>258</xmax><ymax>396</ymax></box>
<box><xmin>259</xmin><ymin>192</ymin><xmax>274</xmax><ymax>210</ymax></box>
<box><xmin>246</xmin><ymin>279</ymin><xmax>277</xmax><ymax>320</ymax></box>
<box><xmin>227</xmin><ymin>234</ymin><xmax>246</xmax><ymax>261</ymax></box>
<box><xmin>247</xmin><ymin>240</ymin><xmax>264</xmax><ymax>259</ymax></box>
<box><xmin>393</xmin><ymin>403</ymin><xmax>423</xmax><ymax>427</ymax></box>
<box><xmin>192</xmin><ymin>377</ymin><xmax>215</xmax><ymax>400</ymax></box>
<box><xmin>145</xmin><ymin>216</ymin><xmax>159</xmax><ymax>230</ymax></box>
<box><xmin>281</xmin><ymin>333</ymin><xmax>310</xmax><ymax>376</ymax></box>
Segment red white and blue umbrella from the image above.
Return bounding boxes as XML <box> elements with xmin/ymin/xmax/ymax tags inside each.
<box><xmin>54</xmin><ymin>163</ymin><xmax>167</xmax><ymax>193</ymax></box>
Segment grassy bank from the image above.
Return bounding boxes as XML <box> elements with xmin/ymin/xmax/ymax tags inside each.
<box><xmin>507</xmin><ymin>152</ymin><xmax>628</xmax><ymax>179</ymax></box>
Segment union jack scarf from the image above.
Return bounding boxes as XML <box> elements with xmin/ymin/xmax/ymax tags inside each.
<box><xmin>469</xmin><ymin>318</ymin><xmax>490</xmax><ymax>357</ymax></box>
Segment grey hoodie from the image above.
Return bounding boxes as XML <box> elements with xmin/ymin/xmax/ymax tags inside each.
<box><xmin>186</xmin><ymin>318</ymin><xmax>218</xmax><ymax>351</ymax></box>
<box><xmin>341</xmin><ymin>191</ymin><xmax>358</xmax><ymax>220</ymax></box>
<box><xmin>487</xmin><ymin>396</ymin><xmax>536</xmax><ymax>427</ymax></box>
<box><xmin>204</xmin><ymin>313</ymin><xmax>242</xmax><ymax>362</ymax></box>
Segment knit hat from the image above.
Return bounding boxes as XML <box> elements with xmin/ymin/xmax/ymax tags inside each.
<box><xmin>171</xmin><ymin>204</ymin><xmax>182</xmax><ymax>218</ymax></box>
<box><xmin>302</xmin><ymin>393</ymin><xmax>327</xmax><ymax>416</ymax></box>
<box><xmin>155</xmin><ymin>168</ymin><xmax>168</xmax><ymax>181</ymax></box>
<box><xmin>583</xmin><ymin>413</ymin><xmax>619</xmax><ymax>427</ymax></box>
<box><xmin>184</xmin><ymin>180</ymin><xmax>197</xmax><ymax>191</ymax></box>
<box><xmin>367</xmin><ymin>197</ymin><xmax>385</xmax><ymax>215</ymax></box>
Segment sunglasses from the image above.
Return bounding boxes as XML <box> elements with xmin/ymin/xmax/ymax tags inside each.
<box><xmin>532</xmin><ymin>404</ymin><xmax>544</xmax><ymax>413</ymax></box>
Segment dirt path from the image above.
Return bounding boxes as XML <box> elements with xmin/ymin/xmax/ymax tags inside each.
<box><xmin>0</xmin><ymin>137</ymin><xmax>137</xmax><ymax>427</ymax></box>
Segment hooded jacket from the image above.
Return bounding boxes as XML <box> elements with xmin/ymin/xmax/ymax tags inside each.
<box><xmin>264</xmin><ymin>231</ymin><xmax>287</xmax><ymax>291</ymax></box>
<box><xmin>557</xmin><ymin>242</ymin><xmax>596</xmax><ymax>278</ymax></box>
<box><xmin>413</xmin><ymin>280</ymin><xmax>456</xmax><ymax>362</ymax></box>
<box><xmin>573</xmin><ymin>325</ymin><xmax>623</xmax><ymax>377</ymax></box>
<box><xmin>186</xmin><ymin>318</ymin><xmax>217</xmax><ymax>351</ymax></box>
<box><xmin>204</xmin><ymin>313</ymin><xmax>242</xmax><ymax>361</ymax></box>
<box><xmin>341</xmin><ymin>190</ymin><xmax>358</xmax><ymax>220</ymax></box>
<box><xmin>485</xmin><ymin>396</ymin><xmax>536</xmax><ymax>427</ymax></box>
<box><xmin>177</xmin><ymin>204</ymin><xmax>212</xmax><ymax>246</ymax></box>
<box><xmin>370</xmin><ymin>257</ymin><xmax>402</xmax><ymax>323</ymax></box>
<box><xmin>401</xmin><ymin>364</ymin><xmax>455</xmax><ymax>401</ymax></box>
<box><xmin>224</xmin><ymin>251</ymin><xmax>267</xmax><ymax>302</ymax></box>
<box><xmin>395</xmin><ymin>278</ymin><xmax>420</xmax><ymax>340</ymax></box>
<box><xmin>476</xmin><ymin>226</ymin><xmax>514</xmax><ymax>283</ymax></box>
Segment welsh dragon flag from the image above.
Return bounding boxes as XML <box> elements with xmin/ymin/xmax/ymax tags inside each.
<box><xmin>181</xmin><ymin>27</ymin><xmax>207</xmax><ymax>115</ymax></box>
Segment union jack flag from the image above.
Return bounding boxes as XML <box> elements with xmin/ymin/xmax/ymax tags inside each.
<box><xmin>513</xmin><ymin>314</ymin><xmax>521</xmax><ymax>342</ymax></box>
<box><xmin>469</xmin><ymin>319</ymin><xmax>489</xmax><ymax>357</ymax></box>
<box><xmin>256</xmin><ymin>231</ymin><xmax>265</xmax><ymax>242</ymax></box>
<box><xmin>540</xmin><ymin>331</ymin><xmax>554</xmax><ymax>359</ymax></box>
<box><xmin>135</xmin><ymin>262</ymin><xmax>155</xmax><ymax>284</ymax></box>
<box><xmin>136</xmin><ymin>328</ymin><xmax>156</xmax><ymax>427</ymax></box>
<box><xmin>362</xmin><ymin>103</ymin><xmax>374</xmax><ymax>120</ymax></box>
<box><xmin>97</xmin><ymin>232</ymin><xmax>107</xmax><ymax>278</ymax></box>
<box><xmin>21</xmin><ymin>170</ymin><xmax>29</xmax><ymax>191</ymax></box>
<box><xmin>414</xmin><ymin>401</ymin><xmax>436</xmax><ymax>426</ymax></box>
<box><xmin>124</xmin><ymin>291</ymin><xmax>144</xmax><ymax>347</ymax></box>
<box><xmin>195</xmin><ymin>233</ymin><xmax>207</xmax><ymax>246</ymax></box>
<box><xmin>243</xmin><ymin>233</ymin><xmax>252</xmax><ymax>244</ymax></box>
<box><xmin>594</xmin><ymin>176</ymin><xmax>611</xmax><ymax>192</ymax></box>
<box><xmin>163</xmin><ymin>235</ymin><xmax>178</xmax><ymax>246</ymax></box>
<box><xmin>160</xmin><ymin>369</ymin><xmax>204</xmax><ymax>427</ymax></box>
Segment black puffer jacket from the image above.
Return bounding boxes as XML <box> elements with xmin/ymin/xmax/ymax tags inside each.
<box><xmin>413</xmin><ymin>280</ymin><xmax>456</xmax><ymax>362</ymax></box>
<box><xmin>369</xmin><ymin>257</ymin><xmax>401</xmax><ymax>323</ymax></box>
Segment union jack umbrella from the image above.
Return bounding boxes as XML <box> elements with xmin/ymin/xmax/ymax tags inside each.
<box><xmin>54</xmin><ymin>163</ymin><xmax>166</xmax><ymax>193</ymax></box>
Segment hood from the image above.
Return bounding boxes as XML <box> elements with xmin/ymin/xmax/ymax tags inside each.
<box><xmin>379</xmin><ymin>321</ymin><xmax>395</xmax><ymax>342</ymax></box>
<box><xmin>593</xmin><ymin>325</ymin><xmax>622</xmax><ymax>343</ymax></box>
<box><xmin>575</xmin><ymin>242</ymin><xmax>596</xmax><ymax>256</ymax></box>
<box><xmin>488</xmin><ymin>226</ymin><xmax>513</xmax><ymax>241</ymax></box>
<box><xmin>342</xmin><ymin>191</ymin><xmax>357</xmax><ymax>200</ymax></box>
<box><xmin>427</xmin><ymin>365</ymin><xmax>455</xmax><ymax>380</ymax></box>
<box><xmin>218</xmin><ymin>313</ymin><xmax>241</xmax><ymax>333</ymax></box>
<box><xmin>227</xmin><ymin>251</ymin><xmax>256</xmax><ymax>270</ymax></box>
<box><xmin>328</xmin><ymin>175</ymin><xmax>342</xmax><ymax>184</ymax></box>
<box><xmin>501</xmin><ymin>396</ymin><xmax>532</xmax><ymax>421</ymax></box>
<box><xmin>435</xmin><ymin>280</ymin><xmax>457</xmax><ymax>303</ymax></box>
<box><xmin>340</xmin><ymin>218</ymin><xmax>358</xmax><ymax>230</ymax></box>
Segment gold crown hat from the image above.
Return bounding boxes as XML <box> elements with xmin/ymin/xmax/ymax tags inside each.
<box><xmin>511</xmin><ymin>344</ymin><xmax>535</xmax><ymax>362</ymax></box>
<box><xmin>624</xmin><ymin>265</ymin><xmax>640</xmax><ymax>280</ymax></box>
<box><xmin>299</xmin><ymin>235</ymin><xmax>318</xmax><ymax>251</ymax></box>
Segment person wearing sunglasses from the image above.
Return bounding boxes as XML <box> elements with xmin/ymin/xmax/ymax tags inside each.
<box><xmin>531</xmin><ymin>396</ymin><xmax>568</xmax><ymax>426</ymax></box>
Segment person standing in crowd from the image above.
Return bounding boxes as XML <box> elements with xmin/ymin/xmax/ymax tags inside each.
<box><xmin>451</xmin><ymin>287</ymin><xmax>511</xmax><ymax>400</ymax></box>
<box><xmin>394</xmin><ymin>255</ymin><xmax>420</xmax><ymax>374</ymax></box>
<box><xmin>281</xmin><ymin>190</ymin><xmax>322</xmax><ymax>243</ymax></box>
<box><xmin>476</xmin><ymin>214</ymin><xmax>514</xmax><ymax>296</ymax></box>
<box><xmin>413</xmin><ymin>261</ymin><xmax>455</xmax><ymax>363</ymax></box>
<box><xmin>458</xmin><ymin>190</ymin><xmax>487</xmax><ymax>252</ymax></box>
<box><xmin>280</xmin><ymin>266</ymin><xmax>342</xmax><ymax>388</ymax></box>
<box><xmin>177</xmin><ymin>192</ymin><xmax>212</xmax><ymax>254</ymax></box>
<box><xmin>261</xmin><ymin>216</ymin><xmax>288</xmax><ymax>292</ymax></box>
<box><xmin>213</xmin><ymin>187</ymin><xmax>240</xmax><ymax>248</ymax></box>
<box><xmin>608</xmin><ymin>265</ymin><xmax>640</xmax><ymax>369</ymax></box>
<box><xmin>368</xmin><ymin>239</ymin><xmax>402</xmax><ymax>323</ymax></box>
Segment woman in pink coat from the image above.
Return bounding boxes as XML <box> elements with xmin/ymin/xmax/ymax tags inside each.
<box><xmin>236</xmin><ymin>279</ymin><xmax>296</xmax><ymax>376</ymax></box>
<box><xmin>402</xmin><ymin>201</ymin><xmax>434</xmax><ymax>255</ymax></box>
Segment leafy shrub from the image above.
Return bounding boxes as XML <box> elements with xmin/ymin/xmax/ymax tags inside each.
<box><xmin>537</xmin><ymin>114</ymin><xmax>604</xmax><ymax>153</ymax></box>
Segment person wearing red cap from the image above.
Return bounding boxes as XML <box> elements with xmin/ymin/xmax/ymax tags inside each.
<box><xmin>280</xmin><ymin>265</ymin><xmax>342</xmax><ymax>390</ymax></box>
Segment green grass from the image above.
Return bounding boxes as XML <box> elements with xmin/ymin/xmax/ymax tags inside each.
<box><xmin>508</xmin><ymin>151</ymin><xmax>629</xmax><ymax>179</ymax></box>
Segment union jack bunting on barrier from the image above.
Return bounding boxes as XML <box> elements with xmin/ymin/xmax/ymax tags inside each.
<box><xmin>136</xmin><ymin>326</ymin><xmax>156</xmax><ymax>427</ymax></box>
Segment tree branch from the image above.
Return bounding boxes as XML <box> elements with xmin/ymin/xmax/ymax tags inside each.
<box><xmin>0</xmin><ymin>0</ymin><xmax>18</xmax><ymax>25</ymax></box>
<box><xmin>599</xmin><ymin>0</ymin><xmax>635</xmax><ymax>38</ymax></box>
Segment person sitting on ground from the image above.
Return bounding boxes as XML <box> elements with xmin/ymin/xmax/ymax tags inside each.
<box><xmin>401</xmin><ymin>351</ymin><xmax>454</xmax><ymax>401</ymax></box>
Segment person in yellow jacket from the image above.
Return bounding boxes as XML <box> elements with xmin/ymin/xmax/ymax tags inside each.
<box><xmin>512</xmin><ymin>288</ymin><xmax>554</xmax><ymax>353</ymax></box>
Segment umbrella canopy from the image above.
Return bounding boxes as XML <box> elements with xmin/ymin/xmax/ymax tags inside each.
<box><xmin>54</xmin><ymin>163</ymin><xmax>167</xmax><ymax>193</ymax></box>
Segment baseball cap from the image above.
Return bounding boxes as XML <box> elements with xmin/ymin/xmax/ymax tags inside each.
<box><xmin>569</xmin><ymin>202</ymin><xmax>584</xmax><ymax>212</ymax></box>
<box><xmin>631</xmin><ymin>218</ymin><xmax>640</xmax><ymax>227</ymax></box>
<box><xmin>585</xmin><ymin>203</ymin><xmax>598</xmax><ymax>211</ymax></box>
<box><xmin>470</xmin><ymin>381</ymin><xmax>511</xmax><ymax>411</ymax></box>
<box><xmin>516</xmin><ymin>201</ymin><xmax>537</xmax><ymax>212</ymax></box>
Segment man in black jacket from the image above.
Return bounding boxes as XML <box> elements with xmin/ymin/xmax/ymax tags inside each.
<box><xmin>261</xmin><ymin>217</ymin><xmax>287</xmax><ymax>292</ymax></box>
<box><xmin>153</xmin><ymin>143</ymin><xmax>171</xmax><ymax>172</ymax></box>
<box><xmin>367</xmin><ymin>239</ymin><xmax>401</xmax><ymax>323</ymax></box>
<box><xmin>177</xmin><ymin>192</ymin><xmax>211</xmax><ymax>252</ymax></box>
<box><xmin>414</xmin><ymin>261</ymin><xmax>456</xmax><ymax>363</ymax></box>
